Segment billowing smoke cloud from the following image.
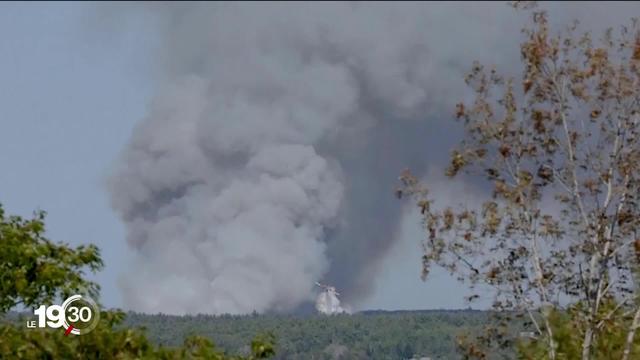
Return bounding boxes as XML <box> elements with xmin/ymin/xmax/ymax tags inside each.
<box><xmin>107</xmin><ymin>2</ymin><xmax>640</xmax><ymax>314</ymax></box>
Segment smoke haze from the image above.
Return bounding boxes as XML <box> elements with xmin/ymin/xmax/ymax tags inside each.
<box><xmin>106</xmin><ymin>2</ymin><xmax>640</xmax><ymax>314</ymax></box>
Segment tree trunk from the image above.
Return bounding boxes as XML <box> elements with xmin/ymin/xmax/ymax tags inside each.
<box><xmin>581</xmin><ymin>328</ymin><xmax>593</xmax><ymax>360</ymax></box>
<box><xmin>622</xmin><ymin>306</ymin><xmax>640</xmax><ymax>360</ymax></box>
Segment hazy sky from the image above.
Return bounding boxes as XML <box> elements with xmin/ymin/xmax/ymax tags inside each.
<box><xmin>6</xmin><ymin>1</ymin><xmax>640</xmax><ymax>315</ymax></box>
<box><xmin>0</xmin><ymin>3</ymin><xmax>476</xmax><ymax>311</ymax></box>
<box><xmin>0</xmin><ymin>3</ymin><xmax>148</xmax><ymax>309</ymax></box>
<box><xmin>10</xmin><ymin>2</ymin><xmax>638</xmax><ymax>314</ymax></box>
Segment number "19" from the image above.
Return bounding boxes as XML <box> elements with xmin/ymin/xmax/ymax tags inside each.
<box><xmin>33</xmin><ymin>305</ymin><xmax>92</xmax><ymax>328</ymax></box>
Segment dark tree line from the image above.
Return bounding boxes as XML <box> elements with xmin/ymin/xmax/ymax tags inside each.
<box><xmin>122</xmin><ymin>310</ymin><xmax>491</xmax><ymax>359</ymax></box>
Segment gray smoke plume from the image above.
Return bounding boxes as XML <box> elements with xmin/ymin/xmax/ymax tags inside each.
<box><xmin>107</xmin><ymin>2</ymin><xmax>640</xmax><ymax>314</ymax></box>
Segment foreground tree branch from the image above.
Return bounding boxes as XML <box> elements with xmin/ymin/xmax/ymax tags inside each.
<box><xmin>398</xmin><ymin>6</ymin><xmax>640</xmax><ymax>359</ymax></box>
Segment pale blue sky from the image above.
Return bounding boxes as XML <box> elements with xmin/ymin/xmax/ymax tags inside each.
<box><xmin>0</xmin><ymin>3</ymin><xmax>473</xmax><ymax>311</ymax></box>
<box><xmin>0</xmin><ymin>3</ymin><xmax>151</xmax><ymax>308</ymax></box>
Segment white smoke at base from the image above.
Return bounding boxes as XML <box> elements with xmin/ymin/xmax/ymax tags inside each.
<box><xmin>315</xmin><ymin>283</ymin><xmax>351</xmax><ymax>315</ymax></box>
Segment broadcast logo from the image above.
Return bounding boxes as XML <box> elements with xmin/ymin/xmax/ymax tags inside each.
<box><xmin>26</xmin><ymin>295</ymin><xmax>100</xmax><ymax>336</ymax></box>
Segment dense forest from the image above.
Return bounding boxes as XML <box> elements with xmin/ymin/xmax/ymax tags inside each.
<box><xmin>120</xmin><ymin>310</ymin><xmax>493</xmax><ymax>359</ymax></box>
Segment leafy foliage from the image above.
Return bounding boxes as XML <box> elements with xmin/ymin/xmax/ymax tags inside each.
<box><xmin>518</xmin><ymin>300</ymin><xmax>640</xmax><ymax>359</ymax></box>
<box><xmin>0</xmin><ymin>203</ymin><xmax>273</xmax><ymax>359</ymax></box>
<box><xmin>398</xmin><ymin>4</ymin><xmax>640</xmax><ymax>359</ymax></box>
<box><xmin>0</xmin><ymin>204</ymin><xmax>103</xmax><ymax>313</ymax></box>
<box><xmin>2</xmin><ymin>310</ymin><xmax>274</xmax><ymax>359</ymax></box>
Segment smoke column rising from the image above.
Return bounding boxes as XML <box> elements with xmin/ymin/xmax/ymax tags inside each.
<box><xmin>106</xmin><ymin>2</ymin><xmax>638</xmax><ymax>314</ymax></box>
